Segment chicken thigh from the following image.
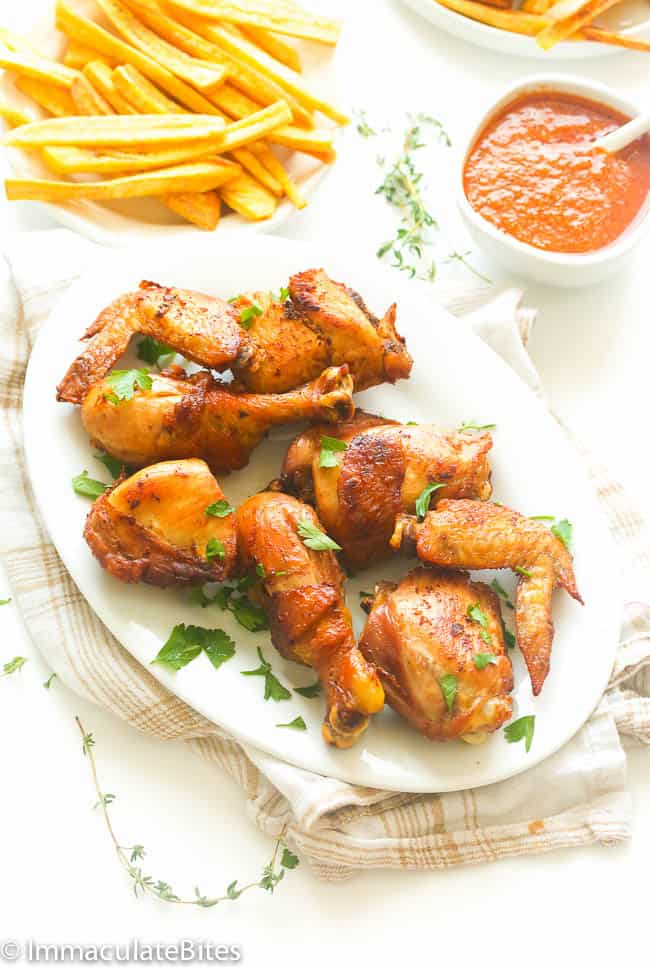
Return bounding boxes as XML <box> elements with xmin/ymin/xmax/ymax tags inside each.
<box><xmin>359</xmin><ymin>568</ymin><xmax>513</xmax><ymax>742</ymax></box>
<box><xmin>391</xmin><ymin>499</ymin><xmax>583</xmax><ymax>695</ymax></box>
<box><xmin>81</xmin><ymin>365</ymin><xmax>355</xmax><ymax>474</ymax></box>
<box><xmin>280</xmin><ymin>412</ymin><xmax>493</xmax><ymax>570</ymax></box>
<box><xmin>84</xmin><ymin>458</ymin><xmax>237</xmax><ymax>587</ymax></box>
<box><xmin>236</xmin><ymin>492</ymin><xmax>385</xmax><ymax>748</ymax></box>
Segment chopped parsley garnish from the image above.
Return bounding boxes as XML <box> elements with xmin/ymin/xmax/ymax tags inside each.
<box><xmin>515</xmin><ymin>566</ymin><xmax>532</xmax><ymax>579</ymax></box>
<box><xmin>294</xmin><ymin>681</ymin><xmax>321</xmax><ymax>698</ymax></box>
<box><xmin>458</xmin><ymin>421</ymin><xmax>496</xmax><ymax>433</ymax></box>
<box><xmin>504</xmin><ymin>715</ymin><xmax>535</xmax><ymax>753</ymax></box>
<box><xmin>241</xmin><ymin>647</ymin><xmax>291</xmax><ymax>701</ymax></box>
<box><xmin>276</xmin><ymin>716</ymin><xmax>307</xmax><ymax>731</ymax></box>
<box><xmin>504</xmin><ymin>629</ymin><xmax>516</xmax><ymax>649</ymax></box>
<box><xmin>276</xmin><ymin>286</ymin><xmax>290</xmax><ymax>302</ymax></box>
<box><xmin>205</xmin><ymin>500</ymin><xmax>234</xmax><ymax>518</ymax></box>
<box><xmin>297</xmin><ymin>519</ymin><xmax>341</xmax><ymax>552</ymax></box>
<box><xmin>415</xmin><ymin>482</ymin><xmax>444</xmax><ymax>521</ymax></box>
<box><xmin>94</xmin><ymin>451</ymin><xmax>126</xmax><ymax>480</ymax></box>
<box><xmin>151</xmin><ymin>624</ymin><xmax>235</xmax><ymax>672</ymax></box>
<box><xmin>439</xmin><ymin>673</ymin><xmax>457</xmax><ymax>713</ymax></box>
<box><xmin>72</xmin><ymin>471</ymin><xmax>107</xmax><ymax>499</ymax></box>
<box><xmin>467</xmin><ymin>602</ymin><xmax>492</xmax><ymax>644</ymax></box>
<box><xmin>529</xmin><ymin>515</ymin><xmax>555</xmax><ymax>522</ymax></box>
<box><xmin>551</xmin><ymin>518</ymin><xmax>572</xmax><ymax>550</ymax></box>
<box><xmin>473</xmin><ymin>653</ymin><xmax>497</xmax><ymax>670</ymax></box>
<box><xmin>205</xmin><ymin>538</ymin><xmax>226</xmax><ymax>561</ymax></box>
<box><xmin>103</xmin><ymin>368</ymin><xmax>152</xmax><ymax>405</ymax></box>
<box><xmin>490</xmin><ymin>577</ymin><xmax>514</xmax><ymax>610</ymax></box>
<box><xmin>136</xmin><ymin>335</ymin><xmax>174</xmax><ymax>368</ymax></box>
<box><xmin>230</xmin><ymin>595</ymin><xmax>268</xmax><ymax>632</ymax></box>
<box><xmin>319</xmin><ymin>434</ymin><xmax>348</xmax><ymax>469</ymax></box>
<box><xmin>0</xmin><ymin>598</ymin><xmax>11</xmax><ymax>606</ymax></box>
<box><xmin>2</xmin><ymin>656</ymin><xmax>27</xmax><ymax>676</ymax></box>
<box><xmin>239</xmin><ymin>303</ymin><xmax>263</xmax><ymax>329</ymax></box>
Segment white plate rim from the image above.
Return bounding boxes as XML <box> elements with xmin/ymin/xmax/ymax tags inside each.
<box><xmin>22</xmin><ymin>235</ymin><xmax>622</xmax><ymax>793</ymax></box>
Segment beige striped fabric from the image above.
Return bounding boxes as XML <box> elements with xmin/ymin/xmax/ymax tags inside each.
<box><xmin>1</xmin><ymin>230</ymin><xmax>649</xmax><ymax>879</ymax></box>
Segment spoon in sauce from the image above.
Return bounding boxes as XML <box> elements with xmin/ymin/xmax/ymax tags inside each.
<box><xmin>593</xmin><ymin>112</ymin><xmax>650</xmax><ymax>153</ymax></box>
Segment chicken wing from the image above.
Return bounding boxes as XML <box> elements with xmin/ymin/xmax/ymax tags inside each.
<box><xmin>84</xmin><ymin>458</ymin><xmax>237</xmax><ymax>587</ymax></box>
<box><xmin>236</xmin><ymin>492</ymin><xmax>385</xmax><ymax>748</ymax></box>
<box><xmin>81</xmin><ymin>365</ymin><xmax>355</xmax><ymax>474</ymax></box>
<box><xmin>359</xmin><ymin>568</ymin><xmax>513</xmax><ymax>742</ymax></box>
<box><xmin>57</xmin><ymin>280</ymin><xmax>243</xmax><ymax>404</ymax></box>
<box><xmin>280</xmin><ymin>412</ymin><xmax>493</xmax><ymax>570</ymax></box>
<box><xmin>391</xmin><ymin>500</ymin><xmax>583</xmax><ymax>695</ymax></box>
<box><xmin>231</xmin><ymin>268</ymin><xmax>413</xmax><ymax>393</ymax></box>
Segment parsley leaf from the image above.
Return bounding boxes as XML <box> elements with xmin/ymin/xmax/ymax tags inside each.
<box><xmin>415</xmin><ymin>482</ymin><xmax>444</xmax><ymax>520</ymax></box>
<box><xmin>504</xmin><ymin>629</ymin><xmax>516</xmax><ymax>649</ymax></box>
<box><xmin>152</xmin><ymin>624</ymin><xmax>235</xmax><ymax>673</ymax></box>
<box><xmin>276</xmin><ymin>716</ymin><xmax>307</xmax><ymax>731</ymax></box>
<box><xmin>103</xmin><ymin>368</ymin><xmax>152</xmax><ymax>405</ymax></box>
<box><xmin>515</xmin><ymin>566</ymin><xmax>532</xmax><ymax>578</ymax></box>
<box><xmin>281</xmin><ymin>847</ymin><xmax>299</xmax><ymax>869</ymax></box>
<box><xmin>504</xmin><ymin>715</ymin><xmax>535</xmax><ymax>753</ymax></box>
<box><xmin>230</xmin><ymin>595</ymin><xmax>268</xmax><ymax>632</ymax></box>
<box><xmin>276</xmin><ymin>286</ymin><xmax>290</xmax><ymax>302</ymax></box>
<box><xmin>439</xmin><ymin>673</ymin><xmax>457</xmax><ymax>713</ymax></box>
<box><xmin>458</xmin><ymin>421</ymin><xmax>496</xmax><ymax>433</ymax></box>
<box><xmin>206</xmin><ymin>500</ymin><xmax>234</xmax><ymax>518</ymax></box>
<box><xmin>2</xmin><ymin>656</ymin><xmax>27</xmax><ymax>676</ymax></box>
<box><xmin>136</xmin><ymin>335</ymin><xmax>174</xmax><ymax>368</ymax></box>
<box><xmin>297</xmin><ymin>519</ymin><xmax>341</xmax><ymax>552</ymax></box>
<box><xmin>473</xmin><ymin>653</ymin><xmax>497</xmax><ymax>670</ymax></box>
<box><xmin>467</xmin><ymin>602</ymin><xmax>492</xmax><ymax>644</ymax></box>
<box><xmin>94</xmin><ymin>451</ymin><xmax>126</xmax><ymax>480</ymax></box>
<box><xmin>189</xmin><ymin>585</ymin><xmax>216</xmax><ymax>608</ymax></box>
<box><xmin>239</xmin><ymin>303</ymin><xmax>263</xmax><ymax>329</ymax></box>
<box><xmin>256</xmin><ymin>563</ymin><xmax>267</xmax><ymax>580</ymax></box>
<box><xmin>241</xmin><ymin>647</ymin><xmax>291</xmax><ymax>701</ymax></box>
<box><xmin>205</xmin><ymin>538</ymin><xmax>225</xmax><ymax>561</ymax></box>
<box><xmin>319</xmin><ymin>434</ymin><xmax>348</xmax><ymax>469</ymax></box>
<box><xmin>529</xmin><ymin>515</ymin><xmax>555</xmax><ymax>521</ymax></box>
<box><xmin>294</xmin><ymin>681</ymin><xmax>321</xmax><ymax>698</ymax></box>
<box><xmin>490</xmin><ymin>578</ymin><xmax>514</xmax><ymax>610</ymax></box>
<box><xmin>551</xmin><ymin>518</ymin><xmax>572</xmax><ymax>550</ymax></box>
<box><xmin>72</xmin><ymin>470</ymin><xmax>107</xmax><ymax>499</ymax></box>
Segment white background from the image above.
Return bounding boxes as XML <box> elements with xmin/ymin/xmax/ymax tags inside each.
<box><xmin>1</xmin><ymin>1</ymin><xmax>649</xmax><ymax>964</ymax></box>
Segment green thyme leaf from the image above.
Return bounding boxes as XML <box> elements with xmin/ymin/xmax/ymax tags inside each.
<box><xmin>281</xmin><ymin>847</ymin><xmax>299</xmax><ymax>869</ymax></box>
<box><xmin>2</xmin><ymin>656</ymin><xmax>27</xmax><ymax>676</ymax></box>
<box><xmin>356</xmin><ymin>110</ymin><xmax>377</xmax><ymax>137</ymax></box>
<box><xmin>504</xmin><ymin>715</ymin><xmax>535</xmax><ymax>753</ymax></box>
<box><xmin>318</xmin><ymin>434</ymin><xmax>348</xmax><ymax>469</ymax></box>
<box><xmin>551</xmin><ymin>518</ymin><xmax>572</xmax><ymax>550</ymax></box>
<box><xmin>294</xmin><ymin>681</ymin><xmax>321</xmax><ymax>698</ymax></box>
<box><xmin>136</xmin><ymin>335</ymin><xmax>174</xmax><ymax>368</ymax></box>
<box><xmin>43</xmin><ymin>672</ymin><xmax>57</xmax><ymax>689</ymax></box>
<box><xmin>439</xmin><ymin>673</ymin><xmax>457</xmax><ymax>713</ymax></box>
<box><xmin>276</xmin><ymin>716</ymin><xmax>307</xmax><ymax>731</ymax></box>
<box><xmin>103</xmin><ymin>368</ymin><xmax>152</xmax><ymax>405</ymax></box>
<box><xmin>240</xmin><ymin>303</ymin><xmax>263</xmax><ymax>329</ymax></box>
<box><xmin>473</xmin><ymin>653</ymin><xmax>497</xmax><ymax>670</ymax></box>
<box><xmin>297</xmin><ymin>519</ymin><xmax>341</xmax><ymax>552</ymax></box>
<box><xmin>241</xmin><ymin>647</ymin><xmax>291</xmax><ymax>701</ymax></box>
<box><xmin>415</xmin><ymin>482</ymin><xmax>444</xmax><ymax>521</ymax></box>
<box><xmin>72</xmin><ymin>470</ymin><xmax>107</xmax><ymax>499</ymax></box>
<box><xmin>205</xmin><ymin>500</ymin><xmax>234</xmax><ymax>518</ymax></box>
<box><xmin>205</xmin><ymin>538</ymin><xmax>225</xmax><ymax>561</ymax></box>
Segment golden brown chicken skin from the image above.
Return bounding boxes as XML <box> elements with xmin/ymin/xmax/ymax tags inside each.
<box><xmin>391</xmin><ymin>500</ymin><xmax>583</xmax><ymax>696</ymax></box>
<box><xmin>236</xmin><ymin>492</ymin><xmax>385</xmax><ymax>748</ymax></box>
<box><xmin>231</xmin><ymin>268</ymin><xmax>412</xmax><ymax>393</ymax></box>
<box><xmin>359</xmin><ymin>568</ymin><xmax>513</xmax><ymax>742</ymax></box>
<box><xmin>84</xmin><ymin>459</ymin><xmax>237</xmax><ymax>587</ymax></box>
<box><xmin>81</xmin><ymin>364</ymin><xmax>355</xmax><ymax>475</ymax></box>
<box><xmin>57</xmin><ymin>281</ymin><xmax>243</xmax><ymax>404</ymax></box>
<box><xmin>280</xmin><ymin>412</ymin><xmax>493</xmax><ymax>571</ymax></box>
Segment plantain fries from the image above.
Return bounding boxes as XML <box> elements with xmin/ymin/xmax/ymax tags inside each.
<box><xmin>164</xmin><ymin>0</ymin><xmax>342</xmax><ymax>45</ymax></box>
<box><xmin>0</xmin><ymin>102</ymin><xmax>31</xmax><ymax>128</ymax></box>
<box><xmin>220</xmin><ymin>99</ymin><xmax>292</xmax><ymax>150</ymax></box>
<box><xmin>5</xmin><ymin>160</ymin><xmax>240</xmax><ymax>203</ymax></box>
<box><xmin>521</xmin><ymin>0</ymin><xmax>554</xmax><ymax>12</ymax></box>
<box><xmin>6</xmin><ymin>114</ymin><xmax>226</xmax><ymax>149</ymax></box>
<box><xmin>64</xmin><ymin>41</ymin><xmax>117</xmax><ymax>69</ymax></box>
<box><xmin>240</xmin><ymin>25</ymin><xmax>301</xmax><ymax>72</ymax></box>
<box><xmin>219</xmin><ymin>171</ymin><xmax>277</xmax><ymax>219</ymax></box>
<box><xmin>435</xmin><ymin>0</ymin><xmax>548</xmax><ymax>33</ymax></box>
<box><xmin>582</xmin><ymin>25</ymin><xmax>650</xmax><ymax>48</ymax></box>
<box><xmin>0</xmin><ymin>49</ymin><xmax>79</xmax><ymax>90</ymax></box>
<box><xmin>71</xmin><ymin>74</ymin><xmax>114</xmax><ymax>115</ymax></box>
<box><xmin>14</xmin><ymin>77</ymin><xmax>77</xmax><ymax>118</ymax></box>
<box><xmin>83</xmin><ymin>61</ymin><xmax>139</xmax><ymax>113</ymax></box>
<box><xmin>95</xmin><ymin>0</ymin><xmax>228</xmax><ymax>93</ymax></box>
<box><xmin>536</xmin><ymin>0</ymin><xmax>624</xmax><ymax>48</ymax></box>
<box><xmin>56</xmin><ymin>1</ymin><xmax>225</xmax><ymax>115</ymax></box>
<box><xmin>41</xmin><ymin>142</ymin><xmax>222</xmax><ymax>174</ymax></box>
<box><xmin>163</xmin><ymin>188</ymin><xmax>221</xmax><ymax>228</ymax></box>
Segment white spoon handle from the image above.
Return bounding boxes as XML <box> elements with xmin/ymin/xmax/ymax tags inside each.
<box><xmin>593</xmin><ymin>113</ymin><xmax>650</xmax><ymax>154</ymax></box>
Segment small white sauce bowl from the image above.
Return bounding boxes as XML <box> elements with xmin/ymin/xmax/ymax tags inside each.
<box><xmin>457</xmin><ymin>74</ymin><xmax>650</xmax><ymax>288</ymax></box>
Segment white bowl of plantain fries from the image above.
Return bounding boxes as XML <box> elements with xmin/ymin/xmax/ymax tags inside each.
<box><xmin>0</xmin><ymin>0</ymin><xmax>347</xmax><ymax>242</ymax></box>
<box><xmin>400</xmin><ymin>0</ymin><xmax>650</xmax><ymax>58</ymax></box>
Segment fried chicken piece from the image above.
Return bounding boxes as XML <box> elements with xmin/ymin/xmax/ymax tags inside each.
<box><xmin>81</xmin><ymin>365</ymin><xmax>355</xmax><ymax>474</ymax></box>
<box><xmin>236</xmin><ymin>492</ymin><xmax>384</xmax><ymax>748</ymax></box>
<box><xmin>84</xmin><ymin>459</ymin><xmax>237</xmax><ymax>587</ymax></box>
<box><xmin>391</xmin><ymin>500</ymin><xmax>583</xmax><ymax>696</ymax></box>
<box><xmin>231</xmin><ymin>268</ymin><xmax>412</xmax><ymax>393</ymax></box>
<box><xmin>57</xmin><ymin>280</ymin><xmax>243</xmax><ymax>404</ymax></box>
<box><xmin>359</xmin><ymin>568</ymin><xmax>513</xmax><ymax>742</ymax></box>
<box><xmin>280</xmin><ymin>412</ymin><xmax>493</xmax><ymax>570</ymax></box>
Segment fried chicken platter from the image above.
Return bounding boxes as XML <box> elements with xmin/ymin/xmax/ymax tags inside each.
<box><xmin>27</xmin><ymin>244</ymin><xmax>618</xmax><ymax>792</ymax></box>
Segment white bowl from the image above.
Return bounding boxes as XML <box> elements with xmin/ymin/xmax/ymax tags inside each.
<box><xmin>456</xmin><ymin>74</ymin><xmax>650</xmax><ymax>288</ymax></box>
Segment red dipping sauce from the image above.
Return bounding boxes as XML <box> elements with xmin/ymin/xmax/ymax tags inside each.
<box><xmin>463</xmin><ymin>92</ymin><xmax>650</xmax><ymax>254</ymax></box>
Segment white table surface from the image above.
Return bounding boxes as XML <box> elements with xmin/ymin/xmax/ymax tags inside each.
<box><xmin>1</xmin><ymin>1</ymin><xmax>649</xmax><ymax>963</ymax></box>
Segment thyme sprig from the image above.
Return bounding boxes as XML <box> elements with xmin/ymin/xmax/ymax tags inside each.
<box><xmin>75</xmin><ymin>717</ymin><xmax>298</xmax><ymax>907</ymax></box>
